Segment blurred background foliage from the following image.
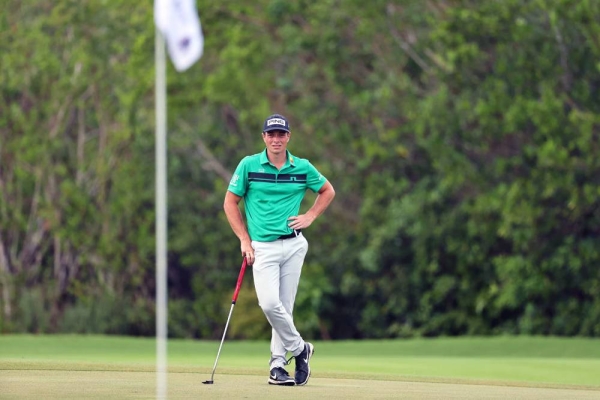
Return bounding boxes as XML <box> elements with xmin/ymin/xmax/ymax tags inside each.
<box><xmin>1</xmin><ymin>0</ymin><xmax>599</xmax><ymax>339</ymax></box>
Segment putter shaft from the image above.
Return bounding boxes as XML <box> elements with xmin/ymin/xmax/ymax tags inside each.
<box><xmin>204</xmin><ymin>258</ymin><xmax>247</xmax><ymax>384</ymax></box>
<box><xmin>208</xmin><ymin>302</ymin><xmax>235</xmax><ymax>381</ymax></box>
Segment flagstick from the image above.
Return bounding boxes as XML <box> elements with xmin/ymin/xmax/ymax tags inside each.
<box><xmin>155</xmin><ymin>28</ymin><xmax>168</xmax><ymax>400</ymax></box>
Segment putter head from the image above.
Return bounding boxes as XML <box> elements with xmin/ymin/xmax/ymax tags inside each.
<box><xmin>202</xmin><ymin>380</ymin><xmax>214</xmax><ymax>384</ymax></box>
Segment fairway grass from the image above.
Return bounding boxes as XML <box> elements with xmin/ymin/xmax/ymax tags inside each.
<box><xmin>1</xmin><ymin>335</ymin><xmax>600</xmax><ymax>399</ymax></box>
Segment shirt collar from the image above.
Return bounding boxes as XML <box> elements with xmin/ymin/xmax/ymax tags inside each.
<box><xmin>260</xmin><ymin>149</ymin><xmax>296</xmax><ymax>168</ymax></box>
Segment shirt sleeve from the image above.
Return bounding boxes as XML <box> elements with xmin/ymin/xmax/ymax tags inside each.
<box><xmin>306</xmin><ymin>161</ymin><xmax>327</xmax><ymax>193</ymax></box>
<box><xmin>227</xmin><ymin>157</ymin><xmax>249</xmax><ymax>197</ymax></box>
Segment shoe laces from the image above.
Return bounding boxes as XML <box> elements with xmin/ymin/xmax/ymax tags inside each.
<box><xmin>273</xmin><ymin>366</ymin><xmax>290</xmax><ymax>376</ymax></box>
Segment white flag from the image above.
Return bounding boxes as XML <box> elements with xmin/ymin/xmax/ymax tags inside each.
<box><xmin>154</xmin><ymin>0</ymin><xmax>204</xmax><ymax>72</ymax></box>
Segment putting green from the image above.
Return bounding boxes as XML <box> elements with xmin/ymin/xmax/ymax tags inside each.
<box><xmin>1</xmin><ymin>335</ymin><xmax>600</xmax><ymax>399</ymax></box>
<box><xmin>2</xmin><ymin>371</ymin><xmax>600</xmax><ymax>400</ymax></box>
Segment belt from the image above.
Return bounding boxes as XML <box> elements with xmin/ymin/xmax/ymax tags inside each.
<box><xmin>278</xmin><ymin>230</ymin><xmax>302</xmax><ymax>240</ymax></box>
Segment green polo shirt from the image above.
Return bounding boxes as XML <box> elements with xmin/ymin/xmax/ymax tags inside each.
<box><xmin>228</xmin><ymin>149</ymin><xmax>327</xmax><ymax>242</ymax></box>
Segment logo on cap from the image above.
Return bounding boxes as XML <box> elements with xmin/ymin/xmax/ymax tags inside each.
<box><xmin>267</xmin><ymin>118</ymin><xmax>286</xmax><ymax>126</ymax></box>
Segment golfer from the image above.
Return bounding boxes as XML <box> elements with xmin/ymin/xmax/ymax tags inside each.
<box><xmin>224</xmin><ymin>113</ymin><xmax>335</xmax><ymax>386</ymax></box>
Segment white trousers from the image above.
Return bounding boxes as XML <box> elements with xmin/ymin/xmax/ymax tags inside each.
<box><xmin>252</xmin><ymin>234</ymin><xmax>308</xmax><ymax>369</ymax></box>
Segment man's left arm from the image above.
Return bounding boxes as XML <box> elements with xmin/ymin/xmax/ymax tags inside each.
<box><xmin>288</xmin><ymin>181</ymin><xmax>335</xmax><ymax>230</ymax></box>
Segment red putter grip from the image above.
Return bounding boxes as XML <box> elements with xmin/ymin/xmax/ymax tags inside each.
<box><xmin>232</xmin><ymin>257</ymin><xmax>248</xmax><ymax>304</ymax></box>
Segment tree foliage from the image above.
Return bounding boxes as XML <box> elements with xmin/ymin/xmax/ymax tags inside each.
<box><xmin>1</xmin><ymin>0</ymin><xmax>599</xmax><ymax>338</ymax></box>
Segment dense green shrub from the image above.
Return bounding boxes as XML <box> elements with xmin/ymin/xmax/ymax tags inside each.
<box><xmin>1</xmin><ymin>0</ymin><xmax>599</xmax><ymax>338</ymax></box>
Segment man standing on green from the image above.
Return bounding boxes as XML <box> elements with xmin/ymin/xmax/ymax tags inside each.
<box><xmin>224</xmin><ymin>113</ymin><xmax>335</xmax><ymax>386</ymax></box>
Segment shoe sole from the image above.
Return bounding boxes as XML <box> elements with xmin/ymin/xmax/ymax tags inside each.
<box><xmin>295</xmin><ymin>343</ymin><xmax>314</xmax><ymax>386</ymax></box>
<box><xmin>268</xmin><ymin>379</ymin><xmax>295</xmax><ymax>386</ymax></box>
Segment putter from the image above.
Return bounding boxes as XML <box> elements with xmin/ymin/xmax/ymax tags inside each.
<box><xmin>203</xmin><ymin>257</ymin><xmax>248</xmax><ymax>384</ymax></box>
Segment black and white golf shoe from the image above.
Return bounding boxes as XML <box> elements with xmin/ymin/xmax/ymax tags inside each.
<box><xmin>294</xmin><ymin>342</ymin><xmax>314</xmax><ymax>386</ymax></box>
<box><xmin>268</xmin><ymin>367</ymin><xmax>295</xmax><ymax>386</ymax></box>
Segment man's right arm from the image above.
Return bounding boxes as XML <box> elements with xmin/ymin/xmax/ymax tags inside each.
<box><xmin>223</xmin><ymin>191</ymin><xmax>255</xmax><ymax>264</ymax></box>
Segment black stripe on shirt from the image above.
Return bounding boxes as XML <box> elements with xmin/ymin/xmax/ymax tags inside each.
<box><xmin>248</xmin><ymin>172</ymin><xmax>307</xmax><ymax>183</ymax></box>
<box><xmin>248</xmin><ymin>172</ymin><xmax>276</xmax><ymax>182</ymax></box>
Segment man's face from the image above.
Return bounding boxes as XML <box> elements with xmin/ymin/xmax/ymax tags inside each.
<box><xmin>262</xmin><ymin>130</ymin><xmax>290</xmax><ymax>155</ymax></box>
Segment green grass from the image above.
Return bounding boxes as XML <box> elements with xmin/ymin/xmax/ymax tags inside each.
<box><xmin>2</xmin><ymin>335</ymin><xmax>600</xmax><ymax>399</ymax></box>
<box><xmin>1</xmin><ymin>334</ymin><xmax>600</xmax><ymax>387</ymax></box>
